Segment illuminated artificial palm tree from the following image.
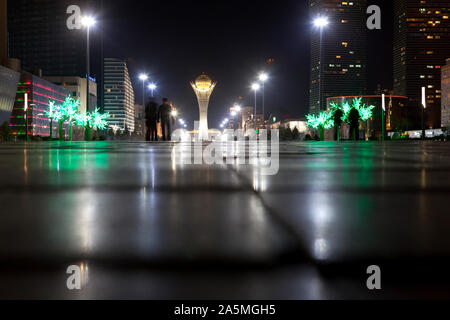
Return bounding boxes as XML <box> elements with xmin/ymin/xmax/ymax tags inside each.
<box><xmin>306</xmin><ymin>111</ymin><xmax>334</xmax><ymax>141</ymax></box>
<box><xmin>46</xmin><ymin>96</ymin><xmax>80</xmax><ymax>141</ymax></box>
<box><xmin>74</xmin><ymin>108</ymin><xmax>110</xmax><ymax>141</ymax></box>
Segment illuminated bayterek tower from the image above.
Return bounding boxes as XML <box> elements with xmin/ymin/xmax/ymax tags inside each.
<box><xmin>191</xmin><ymin>73</ymin><xmax>217</xmax><ymax>140</ymax></box>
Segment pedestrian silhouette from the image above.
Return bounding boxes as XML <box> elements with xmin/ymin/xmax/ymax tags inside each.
<box><xmin>145</xmin><ymin>97</ymin><xmax>158</xmax><ymax>142</ymax></box>
<box><xmin>158</xmin><ymin>98</ymin><xmax>173</xmax><ymax>141</ymax></box>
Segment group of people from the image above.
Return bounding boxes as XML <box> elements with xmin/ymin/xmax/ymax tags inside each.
<box><xmin>145</xmin><ymin>98</ymin><xmax>176</xmax><ymax>142</ymax></box>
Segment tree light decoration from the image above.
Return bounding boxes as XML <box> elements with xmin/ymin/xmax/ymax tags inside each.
<box><xmin>91</xmin><ymin>108</ymin><xmax>110</xmax><ymax>130</ymax></box>
<box><xmin>327</xmin><ymin>97</ymin><xmax>375</xmax><ymax>141</ymax></box>
<box><xmin>306</xmin><ymin>111</ymin><xmax>334</xmax><ymax>141</ymax></box>
<box><xmin>330</xmin><ymin>101</ymin><xmax>352</xmax><ymax>123</ymax></box>
<box><xmin>352</xmin><ymin>97</ymin><xmax>375</xmax><ymax>122</ymax></box>
<box><xmin>307</xmin><ymin>97</ymin><xmax>375</xmax><ymax>142</ymax></box>
<box><xmin>73</xmin><ymin>108</ymin><xmax>110</xmax><ymax>141</ymax></box>
<box><xmin>306</xmin><ymin>112</ymin><xmax>334</xmax><ymax>130</ymax></box>
<box><xmin>46</xmin><ymin>96</ymin><xmax>81</xmax><ymax>141</ymax></box>
<box><xmin>47</xmin><ymin>95</ymin><xmax>109</xmax><ymax>141</ymax></box>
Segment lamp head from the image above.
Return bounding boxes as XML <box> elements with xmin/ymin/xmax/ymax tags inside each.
<box><xmin>259</xmin><ymin>73</ymin><xmax>269</xmax><ymax>82</ymax></box>
<box><xmin>252</xmin><ymin>83</ymin><xmax>261</xmax><ymax>91</ymax></box>
<box><xmin>82</xmin><ymin>16</ymin><xmax>96</xmax><ymax>28</ymax></box>
<box><xmin>139</xmin><ymin>74</ymin><xmax>148</xmax><ymax>81</ymax></box>
<box><xmin>314</xmin><ymin>16</ymin><xmax>329</xmax><ymax>28</ymax></box>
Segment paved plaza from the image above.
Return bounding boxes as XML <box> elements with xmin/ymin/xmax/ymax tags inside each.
<box><xmin>0</xmin><ymin>141</ymin><xmax>450</xmax><ymax>299</ymax></box>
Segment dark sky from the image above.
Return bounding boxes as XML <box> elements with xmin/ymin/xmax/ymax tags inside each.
<box><xmin>98</xmin><ymin>0</ymin><xmax>393</xmax><ymax>128</ymax></box>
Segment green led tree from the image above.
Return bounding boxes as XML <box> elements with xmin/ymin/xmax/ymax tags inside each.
<box><xmin>349</xmin><ymin>98</ymin><xmax>375</xmax><ymax>141</ymax></box>
<box><xmin>327</xmin><ymin>98</ymin><xmax>375</xmax><ymax>141</ymax></box>
<box><xmin>64</xmin><ymin>97</ymin><xmax>80</xmax><ymax>141</ymax></box>
<box><xmin>74</xmin><ymin>108</ymin><xmax>109</xmax><ymax>141</ymax></box>
<box><xmin>306</xmin><ymin>111</ymin><xmax>334</xmax><ymax>141</ymax></box>
<box><xmin>352</xmin><ymin>97</ymin><xmax>375</xmax><ymax>122</ymax></box>
<box><xmin>46</xmin><ymin>96</ymin><xmax>81</xmax><ymax>141</ymax></box>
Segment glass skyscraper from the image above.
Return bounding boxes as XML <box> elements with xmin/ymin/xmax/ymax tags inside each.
<box><xmin>7</xmin><ymin>0</ymin><xmax>92</xmax><ymax>77</ymax></box>
<box><xmin>309</xmin><ymin>0</ymin><xmax>368</xmax><ymax>114</ymax></box>
<box><xmin>103</xmin><ymin>58</ymin><xmax>135</xmax><ymax>132</ymax></box>
<box><xmin>393</xmin><ymin>0</ymin><xmax>450</xmax><ymax>129</ymax></box>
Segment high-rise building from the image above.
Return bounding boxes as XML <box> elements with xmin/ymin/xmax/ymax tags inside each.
<box><xmin>7</xmin><ymin>0</ymin><xmax>102</xmax><ymax>112</ymax></box>
<box><xmin>0</xmin><ymin>0</ymin><xmax>7</xmax><ymax>66</ymax></box>
<box><xmin>104</xmin><ymin>58</ymin><xmax>135</xmax><ymax>132</ymax></box>
<box><xmin>6</xmin><ymin>0</ymin><xmax>92</xmax><ymax>77</ymax></box>
<box><xmin>442</xmin><ymin>58</ymin><xmax>450</xmax><ymax>131</ymax></box>
<box><xmin>393</xmin><ymin>0</ymin><xmax>450</xmax><ymax>129</ymax></box>
<box><xmin>309</xmin><ymin>0</ymin><xmax>368</xmax><ymax>114</ymax></box>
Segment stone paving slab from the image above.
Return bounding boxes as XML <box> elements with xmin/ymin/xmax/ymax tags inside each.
<box><xmin>1</xmin><ymin>141</ymin><xmax>450</xmax><ymax>299</ymax></box>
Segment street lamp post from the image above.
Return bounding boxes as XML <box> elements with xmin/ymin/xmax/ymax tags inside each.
<box><xmin>82</xmin><ymin>16</ymin><xmax>96</xmax><ymax>114</ymax></box>
<box><xmin>139</xmin><ymin>74</ymin><xmax>148</xmax><ymax>106</ymax></box>
<box><xmin>313</xmin><ymin>16</ymin><xmax>329</xmax><ymax>113</ymax></box>
<box><xmin>259</xmin><ymin>73</ymin><xmax>268</xmax><ymax>126</ymax></box>
<box><xmin>422</xmin><ymin>86</ymin><xmax>426</xmax><ymax>140</ymax></box>
<box><xmin>252</xmin><ymin>83</ymin><xmax>260</xmax><ymax>131</ymax></box>
<box><xmin>148</xmin><ymin>83</ymin><xmax>157</xmax><ymax>98</ymax></box>
<box><xmin>381</xmin><ymin>93</ymin><xmax>386</xmax><ymax>141</ymax></box>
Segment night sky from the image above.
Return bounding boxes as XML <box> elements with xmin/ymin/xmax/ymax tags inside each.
<box><xmin>97</xmin><ymin>0</ymin><xmax>393</xmax><ymax>128</ymax></box>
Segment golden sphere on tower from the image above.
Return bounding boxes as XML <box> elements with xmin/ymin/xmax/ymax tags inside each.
<box><xmin>195</xmin><ymin>73</ymin><xmax>213</xmax><ymax>90</ymax></box>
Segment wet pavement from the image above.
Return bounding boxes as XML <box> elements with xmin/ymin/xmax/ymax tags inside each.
<box><xmin>1</xmin><ymin>141</ymin><xmax>450</xmax><ymax>299</ymax></box>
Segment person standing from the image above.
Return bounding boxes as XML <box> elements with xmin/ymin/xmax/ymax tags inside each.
<box><xmin>145</xmin><ymin>98</ymin><xmax>158</xmax><ymax>142</ymax></box>
<box><xmin>158</xmin><ymin>98</ymin><xmax>173</xmax><ymax>141</ymax></box>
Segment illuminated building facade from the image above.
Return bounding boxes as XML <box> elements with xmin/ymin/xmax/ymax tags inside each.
<box><xmin>443</xmin><ymin>58</ymin><xmax>450</xmax><ymax>131</ymax></box>
<box><xmin>44</xmin><ymin>76</ymin><xmax>97</xmax><ymax>114</ymax></box>
<box><xmin>393</xmin><ymin>0</ymin><xmax>450</xmax><ymax>129</ymax></box>
<box><xmin>9</xmin><ymin>72</ymin><xmax>69</xmax><ymax>137</ymax></box>
<box><xmin>0</xmin><ymin>65</ymin><xmax>20</xmax><ymax>123</ymax></box>
<box><xmin>309</xmin><ymin>0</ymin><xmax>368</xmax><ymax>114</ymax></box>
<box><xmin>191</xmin><ymin>73</ymin><xmax>216</xmax><ymax>140</ymax></box>
<box><xmin>104</xmin><ymin>58</ymin><xmax>135</xmax><ymax>132</ymax></box>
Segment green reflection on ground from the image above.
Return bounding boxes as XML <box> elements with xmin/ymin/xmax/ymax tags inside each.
<box><xmin>47</xmin><ymin>142</ymin><xmax>110</xmax><ymax>171</ymax></box>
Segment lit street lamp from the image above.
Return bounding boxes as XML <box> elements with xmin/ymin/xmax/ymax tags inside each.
<box><xmin>252</xmin><ymin>83</ymin><xmax>260</xmax><ymax>130</ymax></box>
<box><xmin>313</xmin><ymin>16</ymin><xmax>329</xmax><ymax>112</ymax></box>
<box><xmin>82</xmin><ymin>16</ymin><xmax>96</xmax><ymax>113</ymax></box>
<box><xmin>139</xmin><ymin>73</ymin><xmax>148</xmax><ymax>106</ymax></box>
<box><xmin>259</xmin><ymin>72</ymin><xmax>269</xmax><ymax>124</ymax></box>
<box><xmin>148</xmin><ymin>83</ymin><xmax>157</xmax><ymax>98</ymax></box>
